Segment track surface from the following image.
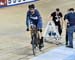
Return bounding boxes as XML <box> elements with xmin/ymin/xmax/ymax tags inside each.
<box><xmin>0</xmin><ymin>0</ymin><xmax>75</xmax><ymax>60</ymax></box>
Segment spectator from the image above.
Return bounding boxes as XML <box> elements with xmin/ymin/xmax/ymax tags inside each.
<box><xmin>50</xmin><ymin>8</ymin><xmax>63</xmax><ymax>36</ymax></box>
<box><xmin>64</xmin><ymin>8</ymin><xmax>75</xmax><ymax>48</ymax></box>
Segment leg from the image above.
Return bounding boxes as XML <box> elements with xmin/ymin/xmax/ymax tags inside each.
<box><xmin>37</xmin><ymin>20</ymin><xmax>43</xmax><ymax>44</ymax></box>
<box><xmin>38</xmin><ymin>29</ymin><xmax>44</xmax><ymax>49</ymax></box>
<box><xmin>67</xmin><ymin>26</ymin><xmax>74</xmax><ymax>48</ymax></box>
<box><xmin>39</xmin><ymin>29</ymin><xmax>43</xmax><ymax>44</ymax></box>
<box><xmin>37</xmin><ymin>20</ymin><xmax>44</xmax><ymax>49</ymax></box>
<box><xmin>58</xmin><ymin>23</ymin><xmax>62</xmax><ymax>36</ymax></box>
<box><xmin>66</xmin><ymin>31</ymin><xmax>68</xmax><ymax>45</ymax></box>
<box><xmin>30</xmin><ymin>29</ymin><xmax>33</xmax><ymax>44</ymax></box>
<box><xmin>66</xmin><ymin>32</ymin><xmax>68</xmax><ymax>45</ymax></box>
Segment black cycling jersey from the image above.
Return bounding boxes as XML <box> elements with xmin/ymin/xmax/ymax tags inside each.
<box><xmin>51</xmin><ymin>12</ymin><xmax>63</xmax><ymax>25</ymax></box>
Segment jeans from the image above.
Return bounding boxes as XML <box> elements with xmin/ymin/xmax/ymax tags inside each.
<box><xmin>67</xmin><ymin>25</ymin><xmax>75</xmax><ymax>47</ymax></box>
<box><xmin>66</xmin><ymin>30</ymin><xmax>68</xmax><ymax>45</ymax></box>
<box><xmin>66</xmin><ymin>25</ymin><xmax>69</xmax><ymax>45</ymax></box>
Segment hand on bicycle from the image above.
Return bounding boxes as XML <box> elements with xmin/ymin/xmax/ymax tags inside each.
<box><xmin>26</xmin><ymin>28</ymin><xmax>29</xmax><ymax>31</ymax></box>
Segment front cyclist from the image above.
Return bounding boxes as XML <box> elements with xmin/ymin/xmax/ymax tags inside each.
<box><xmin>26</xmin><ymin>4</ymin><xmax>44</xmax><ymax>49</ymax></box>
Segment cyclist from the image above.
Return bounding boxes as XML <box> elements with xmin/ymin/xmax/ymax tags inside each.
<box><xmin>26</xmin><ymin>4</ymin><xmax>44</xmax><ymax>49</ymax></box>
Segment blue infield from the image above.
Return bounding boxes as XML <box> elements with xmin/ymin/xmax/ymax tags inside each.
<box><xmin>31</xmin><ymin>41</ymin><xmax>75</xmax><ymax>60</ymax></box>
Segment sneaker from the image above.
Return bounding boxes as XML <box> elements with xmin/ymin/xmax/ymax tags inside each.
<box><xmin>66</xmin><ymin>46</ymin><xmax>73</xmax><ymax>48</ymax></box>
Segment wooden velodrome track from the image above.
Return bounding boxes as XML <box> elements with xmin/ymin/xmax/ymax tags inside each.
<box><xmin>0</xmin><ymin>0</ymin><xmax>75</xmax><ymax>60</ymax></box>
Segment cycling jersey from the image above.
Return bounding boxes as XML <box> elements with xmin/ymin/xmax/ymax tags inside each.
<box><xmin>26</xmin><ymin>9</ymin><xmax>42</xmax><ymax>29</ymax></box>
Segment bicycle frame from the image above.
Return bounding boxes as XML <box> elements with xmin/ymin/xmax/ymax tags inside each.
<box><xmin>30</xmin><ymin>24</ymin><xmax>40</xmax><ymax>55</ymax></box>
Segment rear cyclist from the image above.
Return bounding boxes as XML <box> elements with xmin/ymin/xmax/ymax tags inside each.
<box><xmin>26</xmin><ymin>4</ymin><xmax>44</xmax><ymax>49</ymax></box>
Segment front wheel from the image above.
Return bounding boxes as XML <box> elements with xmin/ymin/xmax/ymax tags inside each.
<box><xmin>32</xmin><ymin>34</ymin><xmax>37</xmax><ymax>56</ymax></box>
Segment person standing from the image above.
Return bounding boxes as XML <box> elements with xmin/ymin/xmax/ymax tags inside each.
<box><xmin>64</xmin><ymin>8</ymin><xmax>75</xmax><ymax>48</ymax></box>
<box><xmin>50</xmin><ymin>8</ymin><xmax>63</xmax><ymax>36</ymax></box>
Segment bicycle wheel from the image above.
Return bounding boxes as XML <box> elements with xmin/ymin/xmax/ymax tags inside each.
<box><xmin>32</xmin><ymin>34</ymin><xmax>37</xmax><ymax>56</ymax></box>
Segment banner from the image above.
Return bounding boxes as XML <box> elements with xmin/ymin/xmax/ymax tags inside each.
<box><xmin>0</xmin><ymin>0</ymin><xmax>7</xmax><ymax>6</ymax></box>
<box><xmin>0</xmin><ymin>0</ymin><xmax>37</xmax><ymax>7</ymax></box>
<box><xmin>7</xmin><ymin>0</ymin><xmax>36</xmax><ymax>6</ymax></box>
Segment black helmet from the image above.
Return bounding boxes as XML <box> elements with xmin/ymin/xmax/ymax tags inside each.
<box><xmin>28</xmin><ymin>4</ymin><xmax>35</xmax><ymax>9</ymax></box>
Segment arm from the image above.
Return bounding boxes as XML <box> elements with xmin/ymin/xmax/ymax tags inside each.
<box><xmin>50</xmin><ymin>16</ymin><xmax>53</xmax><ymax>21</ymax></box>
<box><xmin>60</xmin><ymin>17</ymin><xmax>63</xmax><ymax>29</ymax></box>
<box><xmin>64</xmin><ymin>14</ymin><xmax>69</xmax><ymax>28</ymax></box>
<box><xmin>50</xmin><ymin>12</ymin><xmax>54</xmax><ymax>21</ymax></box>
<box><xmin>26</xmin><ymin>11</ymin><xmax>30</xmax><ymax>29</ymax></box>
<box><xmin>36</xmin><ymin>10</ymin><xmax>42</xmax><ymax>21</ymax></box>
<box><xmin>60</xmin><ymin>12</ymin><xmax>63</xmax><ymax>28</ymax></box>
